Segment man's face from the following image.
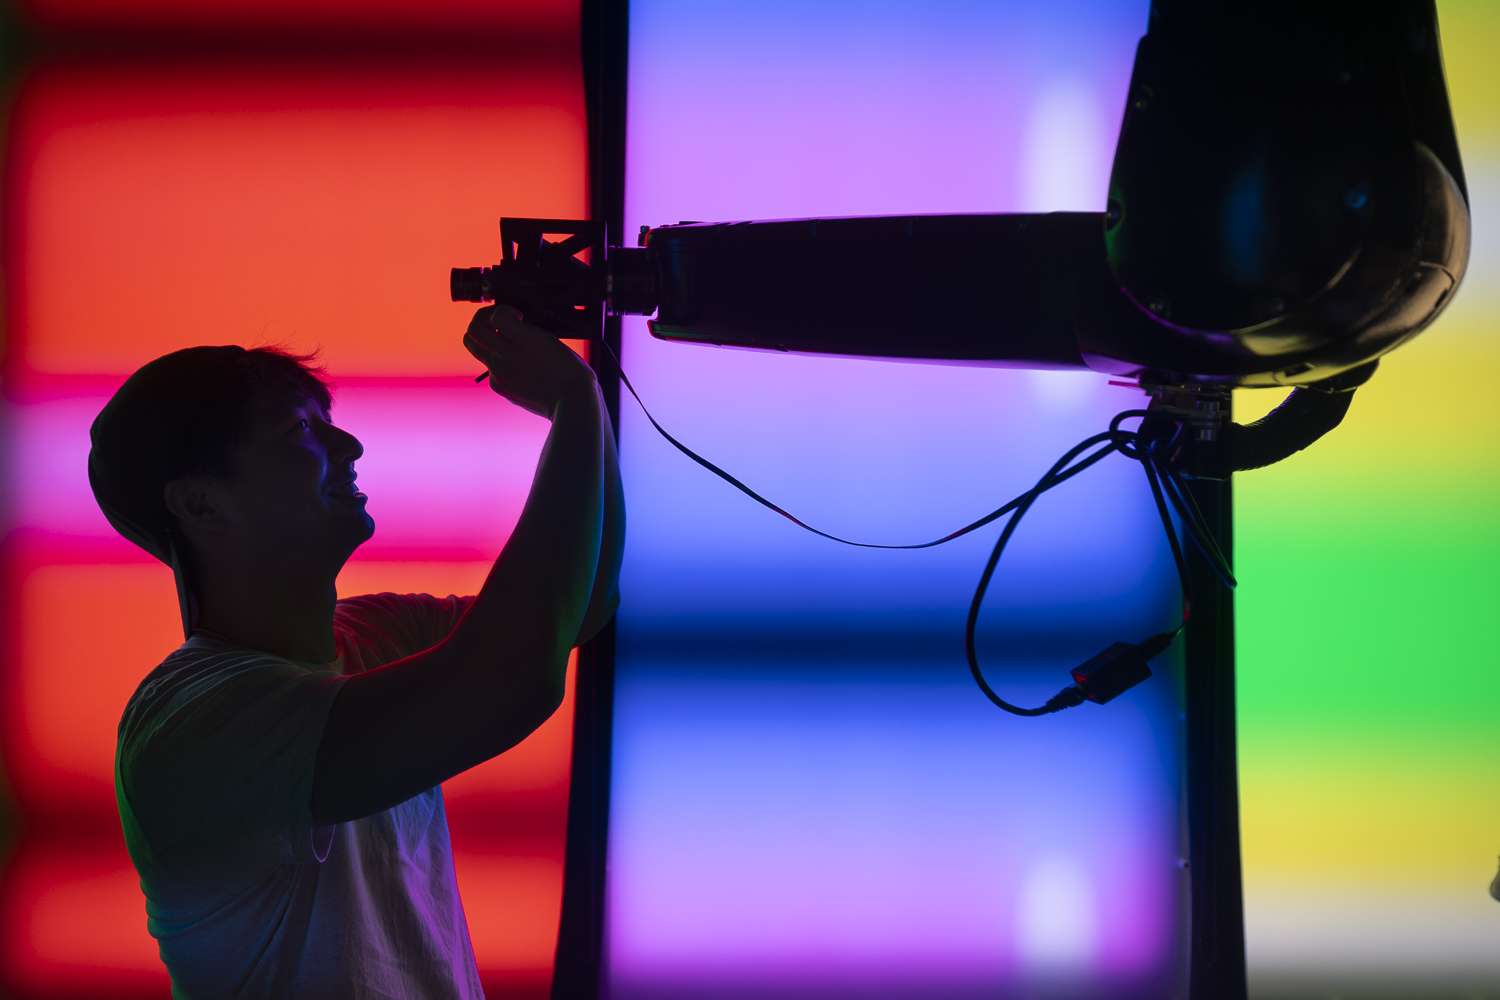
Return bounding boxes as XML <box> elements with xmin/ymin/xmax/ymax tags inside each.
<box><xmin>217</xmin><ymin>391</ymin><xmax>375</xmax><ymax>561</ymax></box>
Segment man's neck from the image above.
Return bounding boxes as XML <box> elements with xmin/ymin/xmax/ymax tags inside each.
<box><xmin>193</xmin><ymin>556</ymin><xmax>343</xmax><ymax>664</ymax></box>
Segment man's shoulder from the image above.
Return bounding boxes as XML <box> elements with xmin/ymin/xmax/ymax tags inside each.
<box><xmin>334</xmin><ymin>591</ymin><xmax>466</xmax><ymax>624</ymax></box>
<box><xmin>333</xmin><ymin>592</ymin><xmax>474</xmax><ymax>666</ymax></box>
<box><xmin>336</xmin><ymin>590</ymin><xmax>471</xmax><ymax>620</ymax></box>
<box><xmin>118</xmin><ymin>640</ymin><xmax>337</xmax><ymax>759</ymax></box>
<box><xmin>126</xmin><ymin>640</ymin><xmax>286</xmax><ymax>714</ymax></box>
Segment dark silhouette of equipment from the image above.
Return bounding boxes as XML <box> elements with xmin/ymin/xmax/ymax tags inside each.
<box><xmin>455</xmin><ymin>2</ymin><xmax>1466</xmax><ymax>468</ymax></box>
<box><xmin>456</xmin><ymin>5</ymin><xmax>1468</xmax><ymax>999</ymax></box>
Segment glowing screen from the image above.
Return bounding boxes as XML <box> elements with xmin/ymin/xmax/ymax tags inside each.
<box><xmin>607</xmin><ymin>1</ymin><xmax>1186</xmax><ymax>997</ymax></box>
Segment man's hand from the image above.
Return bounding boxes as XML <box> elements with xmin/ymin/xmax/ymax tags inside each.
<box><xmin>464</xmin><ymin>305</ymin><xmax>597</xmax><ymax>420</ymax></box>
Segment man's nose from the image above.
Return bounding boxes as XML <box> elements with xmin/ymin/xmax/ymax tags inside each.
<box><xmin>326</xmin><ymin>424</ymin><xmax>364</xmax><ymax>464</ymax></box>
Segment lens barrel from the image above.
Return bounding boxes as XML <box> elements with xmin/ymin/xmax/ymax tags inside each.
<box><xmin>451</xmin><ymin>267</ymin><xmax>490</xmax><ymax>302</ymax></box>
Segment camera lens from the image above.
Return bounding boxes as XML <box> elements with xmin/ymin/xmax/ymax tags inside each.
<box><xmin>451</xmin><ymin>267</ymin><xmax>489</xmax><ymax>302</ymax></box>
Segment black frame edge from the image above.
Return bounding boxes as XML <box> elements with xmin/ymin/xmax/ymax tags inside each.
<box><xmin>550</xmin><ymin>0</ymin><xmax>628</xmax><ymax>995</ymax></box>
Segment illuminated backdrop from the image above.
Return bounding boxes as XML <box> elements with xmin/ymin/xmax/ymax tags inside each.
<box><xmin>0</xmin><ymin>0</ymin><xmax>1496</xmax><ymax>997</ymax></box>
<box><xmin>607</xmin><ymin>2</ymin><xmax>1186</xmax><ymax>997</ymax></box>
<box><xmin>608</xmin><ymin>0</ymin><xmax>1500</xmax><ymax>997</ymax></box>
<box><xmin>0</xmin><ymin>8</ymin><xmax>587</xmax><ymax>997</ymax></box>
<box><xmin>1234</xmin><ymin>1</ymin><xmax>1500</xmax><ymax>992</ymax></box>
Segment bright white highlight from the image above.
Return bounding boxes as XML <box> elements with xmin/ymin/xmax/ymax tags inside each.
<box><xmin>1015</xmin><ymin>853</ymin><xmax>1100</xmax><ymax>974</ymax></box>
<box><xmin>1026</xmin><ymin>368</ymin><xmax>1101</xmax><ymax>414</ymax></box>
<box><xmin>1019</xmin><ymin>78</ymin><xmax>1111</xmax><ymax>213</ymax></box>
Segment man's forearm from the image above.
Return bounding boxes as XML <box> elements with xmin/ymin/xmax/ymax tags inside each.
<box><xmin>312</xmin><ymin>381</ymin><xmax>606</xmax><ymax>823</ymax></box>
<box><xmin>459</xmin><ymin>381</ymin><xmax>607</xmax><ymax>674</ymax></box>
<box><xmin>575</xmin><ymin>405</ymin><xmax>623</xmax><ymax>644</ymax></box>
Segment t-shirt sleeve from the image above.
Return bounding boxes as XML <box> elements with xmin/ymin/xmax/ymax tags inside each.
<box><xmin>117</xmin><ymin>651</ymin><xmax>348</xmax><ymax>891</ymax></box>
<box><xmin>333</xmin><ymin>592</ymin><xmax>476</xmax><ymax>663</ymax></box>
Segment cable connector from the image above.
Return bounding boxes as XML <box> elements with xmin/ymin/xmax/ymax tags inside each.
<box><xmin>1069</xmin><ymin>630</ymin><xmax>1177</xmax><ymax>704</ymax></box>
<box><xmin>1039</xmin><ymin>685</ymin><xmax>1086</xmax><ymax>713</ymax></box>
<box><xmin>1033</xmin><ymin>631</ymin><xmax>1176</xmax><ymax>715</ymax></box>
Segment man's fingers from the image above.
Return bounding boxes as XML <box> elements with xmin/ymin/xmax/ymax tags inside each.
<box><xmin>470</xmin><ymin>304</ymin><xmax>543</xmax><ymax>347</ymax></box>
<box><xmin>462</xmin><ymin>300</ymin><xmax>595</xmax><ymax>419</ymax></box>
<box><xmin>469</xmin><ymin>303</ymin><xmax>524</xmax><ymax>331</ymax></box>
<box><xmin>467</xmin><ymin>310</ymin><xmax>502</xmax><ymax>346</ymax></box>
<box><xmin>463</xmin><ymin>333</ymin><xmax>507</xmax><ymax>369</ymax></box>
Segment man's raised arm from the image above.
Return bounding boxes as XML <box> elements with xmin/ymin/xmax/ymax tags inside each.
<box><xmin>575</xmin><ymin>384</ymin><xmax>623</xmax><ymax>646</ymax></box>
<box><xmin>311</xmin><ymin>306</ymin><xmax>614</xmax><ymax>825</ymax></box>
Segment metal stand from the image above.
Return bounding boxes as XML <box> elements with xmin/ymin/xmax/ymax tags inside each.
<box><xmin>1183</xmin><ymin>472</ymin><xmax>1248</xmax><ymax>1000</ymax></box>
<box><xmin>551</xmin><ymin>0</ymin><xmax>629</xmax><ymax>995</ymax></box>
<box><xmin>551</xmin><ymin>620</ymin><xmax>617</xmax><ymax>1000</ymax></box>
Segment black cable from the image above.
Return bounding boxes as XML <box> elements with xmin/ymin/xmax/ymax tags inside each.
<box><xmin>960</xmin><ymin>421</ymin><xmax>1207</xmax><ymax>715</ymax></box>
<box><xmin>961</xmin><ymin>431</ymin><xmax>1129</xmax><ymax>715</ymax></box>
<box><xmin>1140</xmin><ymin>450</ymin><xmax>1193</xmax><ymax>619</ymax></box>
<box><xmin>598</xmin><ymin>342</ymin><xmax>1232</xmax><ymax>715</ymax></box>
<box><xmin>604</xmin><ymin>339</ymin><xmax>1079</xmax><ymax>550</ymax></box>
<box><xmin>1156</xmin><ymin>460</ymin><xmax>1237</xmax><ymax>588</ymax></box>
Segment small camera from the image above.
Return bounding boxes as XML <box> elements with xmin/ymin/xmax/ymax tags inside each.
<box><xmin>450</xmin><ymin>218</ymin><xmax>656</xmax><ymax>337</ymax></box>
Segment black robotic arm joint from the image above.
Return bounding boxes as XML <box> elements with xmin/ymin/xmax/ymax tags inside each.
<box><xmin>1101</xmin><ymin>0</ymin><xmax>1468</xmax><ymax>387</ymax></box>
<box><xmin>1170</xmin><ymin>360</ymin><xmax>1380</xmax><ymax>482</ymax></box>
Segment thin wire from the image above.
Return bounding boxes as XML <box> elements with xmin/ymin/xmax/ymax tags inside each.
<box><xmin>1140</xmin><ymin>451</ymin><xmax>1193</xmax><ymax>620</ymax></box>
<box><xmin>598</xmin><ymin>340</ymin><xmax>1231</xmax><ymax>715</ymax></box>
<box><xmin>604</xmin><ymin>339</ymin><xmax>1075</xmax><ymax>550</ymax></box>
<box><xmin>1157</xmin><ymin>460</ymin><xmax>1237</xmax><ymax>588</ymax></box>
<box><xmin>1114</xmin><ymin>413</ymin><xmax>1234</xmax><ymax>586</ymax></box>
<box><xmin>962</xmin><ymin>431</ymin><xmax>1131</xmax><ymax>715</ymax></box>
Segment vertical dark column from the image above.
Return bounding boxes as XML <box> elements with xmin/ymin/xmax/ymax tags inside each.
<box><xmin>552</xmin><ymin>0</ymin><xmax>629</xmax><ymax>997</ymax></box>
<box><xmin>551</xmin><ymin>621</ymin><xmax>617</xmax><ymax>1000</ymax></box>
<box><xmin>1184</xmin><ymin>473</ymin><xmax>1248</xmax><ymax>1000</ymax></box>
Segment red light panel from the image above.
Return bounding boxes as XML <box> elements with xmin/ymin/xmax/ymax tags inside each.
<box><xmin>2</xmin><ymin>51</ymin><xmax>586</xmax><ymax>999</ymax></box>
<box><xmin>20</xmin><ymin>0</ymin><xmax>577</xmax><ymax>39</ymax></box>
<box><xmin>8</xmin><ymin>58</ymin><xmax>587</xmax><ymax>379</ymax></box>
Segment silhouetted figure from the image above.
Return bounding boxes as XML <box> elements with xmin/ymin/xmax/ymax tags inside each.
<box><xmin>88</xmin><ymin>306</ymin><xmax>623</xmax><ymax>999</ymax></box>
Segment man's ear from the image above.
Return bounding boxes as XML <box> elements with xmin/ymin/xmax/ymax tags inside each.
<box><xmin>163</xmin><ymin>476</ymin><xmax>232</xmax><ymax>532</ymax></box>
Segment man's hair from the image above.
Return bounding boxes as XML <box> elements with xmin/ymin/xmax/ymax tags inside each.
<box><xmin>88</xmin><ymin>345</ymin><xmax>333</xmax><ymax>565</ymax></box>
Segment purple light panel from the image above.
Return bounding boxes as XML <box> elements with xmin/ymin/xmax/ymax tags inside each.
<box><xmin>608</xmin><ymin>2</ymin><xmax>1181</xmax><ymax>998</ymax></box>
<box><xmin>5</xmin><ymin>383</ymin><xmax>547</xmax><ymax>559</ymax></box>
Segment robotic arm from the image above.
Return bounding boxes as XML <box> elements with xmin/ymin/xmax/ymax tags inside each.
<box><xmin>475</xmin><ymin>8</ymin><xmax>1466</xmax><ymax>979</ymax></box>
<box><xmin>452</xmin><ymin>0</ymin><xmax>1467</xmax><ymax>470</ymax></box>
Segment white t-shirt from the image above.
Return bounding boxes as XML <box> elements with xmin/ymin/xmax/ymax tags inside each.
<box><xmin>116</xmin><ymin>592</ymin><xmax>484</xmax><ymax>1000</ymax></box>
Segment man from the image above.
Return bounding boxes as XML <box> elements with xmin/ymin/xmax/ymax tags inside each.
<box><xmin>87</xmin><ymin>304</ymin><xmax>623</xmax><ymax>999</ymax></box>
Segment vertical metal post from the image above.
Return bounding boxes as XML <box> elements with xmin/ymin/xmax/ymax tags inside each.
<box><xmin>551</xmin><ymin>622</ymin><xmax>617</xmax><ymax>1000</ymax></box>
<box><xmin>1183</xmin><ymin>470</ymin><xmax>1248</xmax><ymax>1000</ymax></box>
<box><xmin>551</xmin><ymin>0</ymin><xmax>628</xmax><ymax>997</ymax></box>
